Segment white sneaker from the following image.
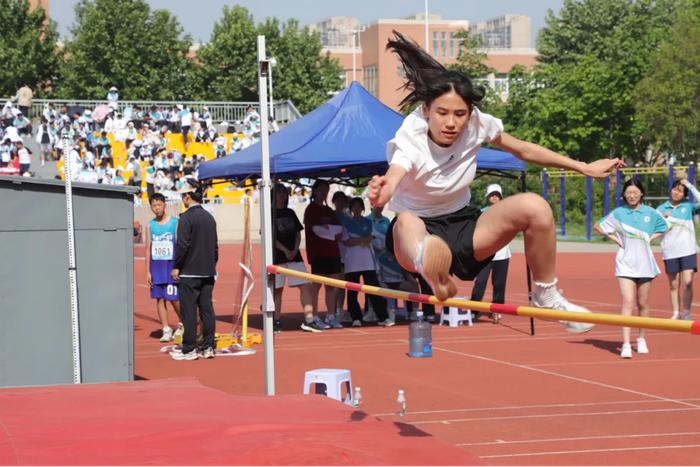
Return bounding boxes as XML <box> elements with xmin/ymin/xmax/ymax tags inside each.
<box><xmin>160</xmin><ymin>326</ymin><xmax>173</xmax><ymax>342</ymax></box>
<box><xmin>352</xmin><ymin>320</ymin><xmax>362</xmax><ymax>327</ymax></box>
<box><xmin>532</xmin><ymin>281</ymin><xmax>594</xmax><ymax>333</ymax></box>
<box><xmin>324</xmin><ymin>314</ymin><xmax>343</xmax><ymax>329</ymax></box>
<box><xmin>636</xmin><ymin>338</ymin><xmax>649</xmax><ymax>354</ymax></box>
<box><xmin>171</xmin><ymin>349</ymin><xmax>198</xmax><ymax>361</ymax></box>
<box><xmin>313</xmin><ymin>315</ymin><xmax>331</xmax><ymax>330</ymax></box>
<box><xmin>620</xmin><ymin>343</ymin><xmax>632</xmax><ymax>359</ymax></box>
<box><xmin>671</xmin><ymin>311</ymin><xmax>679</xmax><ymax>320</ymax></box>
<box><xmin>380</xmin><ymin>318</ymin><xmax>395</xmax><ymax>327</ymax></box>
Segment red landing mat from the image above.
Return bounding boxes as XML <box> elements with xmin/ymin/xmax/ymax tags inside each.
<box><xmin>0</xmin><ymin>377</ymin><xmax>482</xmax><ymax>465</ymax></box>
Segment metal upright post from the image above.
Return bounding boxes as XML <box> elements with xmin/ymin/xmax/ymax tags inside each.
<box><xmin>257</xmin><ymin>35</ymin><xmax>276</xmax><ymax>396</ymax></box>
<box><xmin>542</xmin><ymin>169</ymin><xmax>548</xmax><ymax>200</ymax></box>
<box><xmin>616</xmin><ymin>169</ymin><xmax>622</xmax><ymax>207</ymax></box>
<box><xmin>690</xmin><ymin>162</ymin><xmax>696</xmax><ymax>203</ymax></box>
<box><xmin>62</xmin><ymin>131</ymin><xmax>82</xmax><ymax>384</ymax></box>
<box><xmin>560</xmin><ymin>172</ymin><xmax>566</xmax><ymax>238</ymax></box>
<box><xmin>586</xmin><ymin>176</ymin><xmax>593</xmax><ymax>241</ymax></box>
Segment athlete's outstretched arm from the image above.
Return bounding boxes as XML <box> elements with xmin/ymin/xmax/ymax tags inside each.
<box><xmin>493</xmin><ymin>132</ymin><xmax>625</xmax><ymax>179</ymax></box>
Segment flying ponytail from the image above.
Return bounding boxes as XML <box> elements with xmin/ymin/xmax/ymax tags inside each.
<box><xmin>386</xmin><ymin>30</ymin><xmax>485</xmax><ymax>110</ymax></box>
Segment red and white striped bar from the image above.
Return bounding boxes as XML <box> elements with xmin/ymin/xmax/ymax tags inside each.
<box><xmin>268</xmin><ymin>264</ymin><xmax>700</xmax><ymax>335</ymax></box>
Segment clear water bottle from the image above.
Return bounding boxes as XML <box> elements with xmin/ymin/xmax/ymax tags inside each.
<box><xmin>408</xmin><ymin>311</ymin><xmax>432</xmax><ymax>358</ymax></box>
<box><xmin>396</xmin><ymin>389</ymin><xmax>407</xmax><ymax>416</ymax></box>
<box><xmin>352</xmin><ymin>387</ymin><xmax>362</xmax><ymax>408</ymax></box>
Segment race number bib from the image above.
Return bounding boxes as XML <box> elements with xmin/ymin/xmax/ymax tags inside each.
<box><xmin>152</xmin><ymin>240</ymin><xmax>174</xmax><ymax>260</ymax></box>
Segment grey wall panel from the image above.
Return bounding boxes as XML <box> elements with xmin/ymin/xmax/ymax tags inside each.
<box><xmin>0</xmin><ymin>231</ymin><xmax>74</xmax><ymax>387</ymax></box>
<box><xmin>75</xmin><ymin>229</ymin><xmax>132</xmax><ymax>382</ymax></box>
<box><xmin>0</xmin><ymin>177</ymin><xmax>135</xmax><ymax>388</ymax></box>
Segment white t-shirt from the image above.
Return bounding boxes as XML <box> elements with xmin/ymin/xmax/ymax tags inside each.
<box><xmin>18</xmin><ymin>148</ymin><xmax>31</xmax><ymax>164</ymax></box>
<box><xmin>387</xmin><ymin>107</ymin><xmax>504</xmax><ymax>217</ymax></box>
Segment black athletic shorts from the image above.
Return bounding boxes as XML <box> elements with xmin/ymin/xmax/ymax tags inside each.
<box><xmin>386</xmin><ymin>204</ymin><xmax>493</xmax><ymax>281</ymax></box>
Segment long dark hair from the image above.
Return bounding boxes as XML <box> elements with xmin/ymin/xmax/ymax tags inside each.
<box><xmin>386</xmin><ymin>30</ymin><xmax>485</xmax><ymax>111</ymax></box>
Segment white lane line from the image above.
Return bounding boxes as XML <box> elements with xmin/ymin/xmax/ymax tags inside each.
<box><xmin>458</xmin><ymin>431</ymin><xmax>700</xmax><ymax>446</ymax></box>
<box><xmin>433</xmin><ymin>346</ymin><xmax>700</xmax><ymax>409</ymax></box>
<box><xmin>480</xmin><ymin>443</ymin><xmax>700</xmax><ymax>459</ymax></box>
<box><xmin>371</xmin><ymin>398</ymin><xmax>700</xmax><ymax>417</ymax></box>
<box><xmin>413</xmin><ymin>407</ymin><xmax>699</xmax><ymax>425</ymax></box>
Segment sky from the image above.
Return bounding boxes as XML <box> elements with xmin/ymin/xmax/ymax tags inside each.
<box><xmin>50</xmin><ymin>0</ymin><xmax>566</xmax><ymax>43</ymax></box>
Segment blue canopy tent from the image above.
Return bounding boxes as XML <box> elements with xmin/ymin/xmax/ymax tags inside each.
<box><xmin>198</xmin><ymin>82</ymin><xmax>525</xmax><ymax>183</ymax></box>
<box><xmin>200</xmin><ymin>81</ymin><xmax>535</xmax><ymax>335</ymax></box>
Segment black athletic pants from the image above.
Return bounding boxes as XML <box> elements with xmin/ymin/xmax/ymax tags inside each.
<box><xmin>345</xmin><ymin>270</ymin><xmax>388</xmax><ymax>322</ymax></box>
<box><xmin>179</xmin><ymin>276</ymin><xmax>216</xmax><ymax>353</ymax></box>
<box><xmin>470</xmin><ymin>259</ymin><xmax>510</xmax><ymax>304</ymax></box>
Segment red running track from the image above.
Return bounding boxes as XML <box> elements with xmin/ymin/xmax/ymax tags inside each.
<box><xmin>130</xmin><ymin>244</ymin><xmax>700</xmax><ymax>466</ymax></box>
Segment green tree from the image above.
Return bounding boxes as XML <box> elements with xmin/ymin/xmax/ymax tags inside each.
<box><xmin>0</xmin><ymin>0</ymin><xmax>60</xmax><ymax>96</ymax></box>
<box><xmin>197</xmin><ymin>7</ymin><xmax>343</xmax><ymax>113</ymax></box>
<box><xmin>195</xmin><ymin>5</ymin><xmax>258</xmax><ymax>102</ymax></box>
<box><xmin>58</xmin><ymin>0</ymin><xmax>194</xmax><ymax>100</ymax></box>
<box><xmin>506</xmin><ymin>0</ymin><xmax>680</xmax><ymax>162</ymax></box>
<box><xmin>263</xmin><ymin>19</ymin><xmax>344</xmax><ymax>114</ymax></box>
<box><xmin>447</xmin><ymin>32</ymin><xmax>504</xmax><ymax>117</ymax></box>
<box><xmin>633</xmin><ymin>1</ymin><xmax>700</xmax><ymax>161</ymax></box>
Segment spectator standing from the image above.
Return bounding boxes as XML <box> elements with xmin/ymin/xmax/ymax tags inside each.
<box><xmin>35</xmin><ymin>118</ymin><xmax>54</xmax><ymax>166</ymax></box>
<box><xmin>470</xmin><ymin>184</ymin><xmax>511</xmax><ymax>324</ymax></box>
<box><xmin>13</xmin><ymin>113</ymin><xmax>31</xmax><ymax>136</ymax></box>
<box><xmin>657</xmin><ymin>179</ymin><xmax>700</xmax><ymax>319</ymax></box>
<box><xmin>595</xmin><ymin>179</ymin><xmax>668</xmax><ymax>358</ymax></box>
<box><xmin>178</xmin><ymin>105</ymin><xmax>192</xmax><ymax>150</ymax></box>
<box><xmin>331</xmin><ymin>191</ymin><xmax>350</xmax><ymax>322</ymax></box>
<box><xmin>303</xmin><ymin>180</ymin><xmax>343</xmax><ymax>330</ymax></box>
<box><xmin>341</xmin><ymin>197</ymin><xmax>390</xmax><ymax>327</ymax></box>
<box><xmin>170</xmin><ymin>180</ymin><xmax>219</xmax><ymax>360</ymax></box>
<box><xmin>271</xmin><ymin>184</ymin><xmax>319</xmax><ymax>332</ymax></box>
<box><xmin>146</xmin><ymin>193</ymin><xmax>181</xmax><ymax>342</ymax></box>
<box><xmin>107</xmin><ymin>86</ymin><xmax>119</xmax><ymax>110</ymax></box>
<box><xmin>15</xmin><ymin>85</ymin><xmax>32</xmax><ymax>118</ymax></box>
<box><xmin>16</xmin><ymin>141</ymin><xmax>31</xmax><ymax>175</ymax></box>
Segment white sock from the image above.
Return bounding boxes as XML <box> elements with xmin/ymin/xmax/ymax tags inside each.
<box><xmin>413</xmin><ymin>236</ymin><xmax>427</xmax><ymax>274</ymax></box>
<box><xmin>534</xmin><ymin>279</ymin><xmax>558</xmax><ymax>290</ymax></box>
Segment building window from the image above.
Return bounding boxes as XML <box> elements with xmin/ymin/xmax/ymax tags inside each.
<box><xmin>432</xmin><ymin>31</ymin><xmax>438</xmax><ymax>56</ymax></box>
<box><xmin>364</xmin><ymin>65</ymin><xmax>377</xmax><ymax>96</ymax></box>
<box><xmin>449</xmin><ymin>32</ymin><xmax>456</xmax><ymax>57</ymax></box>
<box><xmin>441</xmin><ymin>31</ymin><xmax>447</xmax><ymax>57</ymax></box>
<box><xmin>494</xmin><ymin>74</ymin><xmax>509</xmax><ymax>95</ymax></box>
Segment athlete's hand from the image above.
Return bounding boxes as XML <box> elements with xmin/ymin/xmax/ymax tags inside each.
<box><xmin>147</xmin><ymin>272</ymin><xmax>152</xmax><ymax>286</ymax></box>
<box><xmin>583</xmin><ymin>158</ymin><xmax>626</xmax><ymax>179</ymax></box>
<box><xmin>368</xmin><ymin>175</ymin><xmax>392</xmax><ymax>208</ymax></box>
<box><xmin>171</xmin><ymin>269</ymin><xmax>180</xmax><ymax>282</ymax></box>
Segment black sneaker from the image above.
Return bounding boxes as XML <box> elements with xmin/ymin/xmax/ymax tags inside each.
<box><xmin>300</xmin><ymin>320</ymin><xmax>324</xmax><ymax>333</ymax></box>
<box><xmin>273</xmin><ymin>320</ymin><xmax>282</xmax><ymax>333</ymax></box>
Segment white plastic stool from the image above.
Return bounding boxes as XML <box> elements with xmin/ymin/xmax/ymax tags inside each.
<box><xmin>303</xmin><ymin>368</ymin><xmax>353</xmax><ymax>405</ymax></box>
<box><xmin>440</xmin><ymin>297</ymin><xmax>473</xmax><ymax>327</ymax></box>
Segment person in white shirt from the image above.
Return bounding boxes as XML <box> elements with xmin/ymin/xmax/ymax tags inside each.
<box><xmin>179</xmin><ymin>105</ymin><xmax>192</xmax><ymax>149</ymax></box>
<box><xmin>107</xmin><ymin>86</ymin><xmax>119</xmax><ymax>110</ymax></box>
<box><xmin>595</xmin><ymin>179</ymin><xmax>668</xmax><ymax>358</ymax></box>
<box><xmin>657</xmin><ymin>179</ymin><xmax>700</xmax><ymax>320</ymax></box>
<box><xmin>470</xmin><ymin>184</ymin><xmax>512</xmax><ymax>324</ymax></box>
<box><xmin>367</xmin><ymin>32</ymin><xmax>623</xmax><ymax>334</ymax></box>
<box><xmin>16</xmin><ymin>141</ymin><xmax>31</xmax><ymax>175</ymax></box>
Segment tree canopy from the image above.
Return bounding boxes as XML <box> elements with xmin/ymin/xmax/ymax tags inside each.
<box><xmin>633</xmin><ymin>0</ymin><xmax>700</xmax><ymax>161</ymax></box>
<box><xmin>0</xmin><ymin>0</ymin><xmax>60</xmax><ymax>97</ymax></box>
<box><xmin>505</xmin><ymin>0</ymin><xmax>681</xmax><ymax>162</ymax></box>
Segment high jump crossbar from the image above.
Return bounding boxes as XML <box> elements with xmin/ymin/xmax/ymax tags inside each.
<box><xmin>268</xmin><ymin>265</ymin><xmax>700</xmax><ymax>335</ymax></box>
